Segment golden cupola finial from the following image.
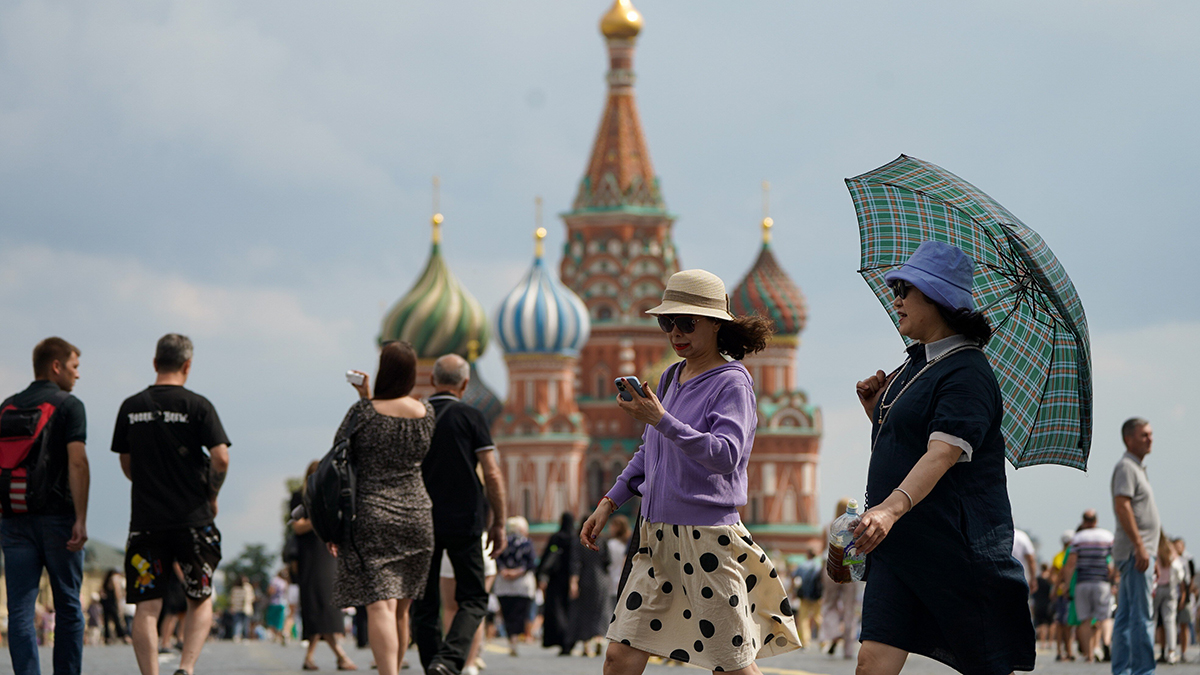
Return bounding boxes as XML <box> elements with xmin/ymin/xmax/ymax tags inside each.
<box><xmin>761</xmin><ymin>179</ymin><xmax>774</xmax><ymax>245</ymax></box>
<box><xmin>431</xmin><ymin>176</ymin><xmax>444</xmax><ymax>245</ymax></box>
<box><xmin>600</xmin><ymin>0</ymin><xmax>643</xmax><ymax>39</ymax></box>
<box><xmin>534</xmin><ymin>196</ymin><xmax>546</xmax><ymax>258</ymax></box>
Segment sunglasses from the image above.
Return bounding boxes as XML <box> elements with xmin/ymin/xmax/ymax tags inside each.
<box><xmin>889</xmin><ymin>281</ymin><xmax>911</xmax><ymax>300</ymax></box>
<box><xmin>658</xmin><ymin>315</ymin><xmax>700</xmax><ymax>334</ymax></box>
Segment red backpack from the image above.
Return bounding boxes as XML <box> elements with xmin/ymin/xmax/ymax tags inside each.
<box><xmin>0</xmin><ymin>389</ymin><xmax>70</xmax><ymax>517</ymax></box>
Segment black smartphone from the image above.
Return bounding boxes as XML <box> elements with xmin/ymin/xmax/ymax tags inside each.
<box><xmin>614</xmin><ymin>376</ymin><xmax>646</xmax><ymax>401</ymax></box>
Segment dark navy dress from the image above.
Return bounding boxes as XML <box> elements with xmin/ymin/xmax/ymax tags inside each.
<box><xmin>861</xmin><ymin>341</ymin><xmax>1035</xmax><ymax>675</ymax></box>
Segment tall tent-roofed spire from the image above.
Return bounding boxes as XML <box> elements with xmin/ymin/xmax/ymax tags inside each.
<box><xmin>731</xmin><ymin>182</ymin><xmax>808</xmax><ymax>336</ymax></box>
<box><xmin>379</xmin><ymin>178</ymin><xmax>490</xmax><ymax>359</ymax></box>
<box><xmin>570</xmin><ymin>0</ymin><xmax>665</xmax><ymax>214</ymax></box>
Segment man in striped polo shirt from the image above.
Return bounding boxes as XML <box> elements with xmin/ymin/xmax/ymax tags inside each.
<box><xmin>1062</xmin><ymin>509</ymin><xmax>1115</xmax><ymax>663</ymax></box>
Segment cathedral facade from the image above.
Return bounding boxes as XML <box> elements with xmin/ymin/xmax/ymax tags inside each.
<box><xmin>380</xmin><ymin>0</ymin><xmax>822</xmax><ymax>555</ymax></box>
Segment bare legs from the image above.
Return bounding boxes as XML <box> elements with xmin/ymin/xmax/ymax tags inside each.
<box><xmin>305</xmin><ymin>633</ymin><xmax>357</xmax><ymax>670</ymax></box>
<box><xmin>131</xmin><ymin>600</ymin><xmax>163</xmax><ymax>675</ymax></box>
<box><xmin>131</xmin><ymin>597</ymin><xmax>212</xmax><ymax>675</ymax></box>
<box><xmin>367</xmin><ymin>598</ymin><xmax>412</xmax><ymax>675</ymax></box>
<box><xmin>602</xmin><ymin>641</ymin><xmax>764</xmax><ymax>675</ymax></box>
<box><xmin>178</xmin><ymin>597</ymin><xmax>212</xmax><ymax>675</ymax></box>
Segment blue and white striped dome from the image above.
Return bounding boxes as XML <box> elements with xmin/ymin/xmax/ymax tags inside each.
<box><xmin>496</xmin><ymin>243</ymin><xmax>591</xmax><ymax>356</ymax></box>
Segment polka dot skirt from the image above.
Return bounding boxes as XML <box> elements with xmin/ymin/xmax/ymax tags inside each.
<box><xmin>607</xmin><ymin>520</ymin><xmax>801</xmax><ymax>671</ymax></box>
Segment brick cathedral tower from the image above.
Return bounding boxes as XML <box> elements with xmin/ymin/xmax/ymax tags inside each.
<box><xmin>729</xmin><ymin>200</ymin><xmax>823</xmax><ymax>553</ymax></box>
<box><xmin>494</xmin><ymin>227</ymin><xmax>592</xmax><ymax>525</ymax></box>
<box><xmin>561</xmin><ymin>0</ymin><xmax>681</xmax><ymax>504</ymax></box>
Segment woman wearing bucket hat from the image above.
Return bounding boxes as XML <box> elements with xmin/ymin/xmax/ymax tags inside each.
<box><xmin>579</xmin><ymin>269</ymin><xmax>801</xmax><ymax>675</ymax></box>
<box><xmin>851</xmin><ymin>241</ymin><xmax>1035</xmax><ymax>675</ymax></box>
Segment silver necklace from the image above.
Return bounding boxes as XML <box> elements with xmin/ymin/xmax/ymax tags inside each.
<box><xmin>874</xmin><ymin>343</ymin><xmax>981</xmax><ymax>428</ymax></box>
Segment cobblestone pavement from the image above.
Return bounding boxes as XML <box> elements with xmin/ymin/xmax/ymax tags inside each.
<box><xmin>9</xmin><ymin>640</ymin><xmax>1200</xmax><ymax>675</ymax></box>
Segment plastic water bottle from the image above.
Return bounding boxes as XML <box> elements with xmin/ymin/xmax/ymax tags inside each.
<box><xmin>825</xmin><ymin>499</ymin><xmax>865</xmax><ymax>583</ymax></box>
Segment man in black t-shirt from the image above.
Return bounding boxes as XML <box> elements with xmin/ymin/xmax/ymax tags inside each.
<box><xmin>111</xmin><ymin>334</ymin><xmax>230</xmax><ymax>675</ymax></box>
<box><xmin>413</xmin><ymin>354</ymin><xmax>507</xmax><ymax>675</ymax></box>
<box><xmin>1</xmin><ymin>337</ymin><xmax>90</xmax><ymax>675</ymax></box>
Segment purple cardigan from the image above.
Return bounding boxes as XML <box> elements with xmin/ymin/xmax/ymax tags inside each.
<box><xmin>606</xmin><ymin>361</ymin><xmax>757</xmax><ymax>526</ymax></box>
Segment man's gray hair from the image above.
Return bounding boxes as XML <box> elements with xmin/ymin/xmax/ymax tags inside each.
<box><xmin>432</xmin><ymin>354</ymin><xmax>470</xmax><ymax>387</ymax></box>
<box><xmin>155</xmin><ymin>333</ymin><xmax>194</xmax><ymax>372</ymax></box>
<box><xmin>1121</xmin><ymin>417</ymin><xmax>1149</xmax><ymax>440</ymax></box>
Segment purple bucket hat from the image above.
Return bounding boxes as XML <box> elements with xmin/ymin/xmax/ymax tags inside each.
<box><xmin>883</xmin><ymin>241</ymin><xmax>976</xmax><ymax>312</ymax></box>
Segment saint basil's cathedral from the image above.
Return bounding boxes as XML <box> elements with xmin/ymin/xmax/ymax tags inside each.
<box><xmin>379</xmin><ymin>0</ymin><xmax>823</xmax><ymax>554</ymax></box>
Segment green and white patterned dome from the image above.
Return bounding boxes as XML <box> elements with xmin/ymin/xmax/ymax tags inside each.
<box><xmin>379</xmin><ymin>213</ymin><xmax>490</xmax><ymax>359</ymax></box>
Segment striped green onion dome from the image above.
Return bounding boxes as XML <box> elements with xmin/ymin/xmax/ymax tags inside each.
<box><xmin>379</xmin><ymin>240</ymin><xmax>490</xmax><ymax>359</ymax></box>
<box><xmin>731</xmin><ymin>241</ymin><xmax>807</xmax><ymax>336</ymax></box>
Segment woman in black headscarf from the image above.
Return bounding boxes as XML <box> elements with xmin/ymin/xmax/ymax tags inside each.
<box><xmin>537</xmin><ymin>512</ymin><xmax>575</xmax><ymax>654</ymax></box>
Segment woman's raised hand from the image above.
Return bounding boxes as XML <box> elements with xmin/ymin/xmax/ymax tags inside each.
<box><xmin>349</xmin><ymin>371</ymin><xmax>371</xmax><ymax>399</ymax></box>
<box><xmin>855</xmin><ymin>369</ymin><xmax>890</xmax><ymax>419</ymax></box>
<box><xmin>580</xmin><ymin>499</ymin><xmax>615</xmax><ymax>552</ymax></box>
<box><xmin>616</xmin><ymin>378</ymin><xmax>666</xmax><ymax>426</ymax></box>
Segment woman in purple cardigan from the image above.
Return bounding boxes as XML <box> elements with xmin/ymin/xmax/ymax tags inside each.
<box><xmin>580</xmin><ymin>269</ymin><xmax>802</xmax><ymax>675</ymax></box>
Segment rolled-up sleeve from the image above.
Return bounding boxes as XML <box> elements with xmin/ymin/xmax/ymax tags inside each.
<box><xmin>652</xmin><ymin>384</ymin><xmax>756</xmax><ymax>475</ymax></box>
<box><xmin>927</xmin><ymin>367</ymin><xmax>996</xmax><ymax>463</ymax></box>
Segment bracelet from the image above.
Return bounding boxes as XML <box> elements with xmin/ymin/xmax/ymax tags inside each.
<box><xmin>892</xmin><ymin>488</ymin><xmax>914</xmax><ymax>511</ymax></box>
<box><xmin>598</xmin><ymin>496</ymin><xmax>617</xmax><ymax>511</ymax></box>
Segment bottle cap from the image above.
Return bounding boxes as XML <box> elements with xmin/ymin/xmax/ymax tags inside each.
<box><xmin>847</xmin><ymin>499</ymin><xmax>859</xmax><ymax>513</ymax></box>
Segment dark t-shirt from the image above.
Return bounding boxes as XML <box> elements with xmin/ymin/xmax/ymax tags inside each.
<box><xmin>4</xmin><ymin>381</ymin><xmax>86</xmax><ymax>516</ymax></box>
<box><xmin>423</xmin><ymin>394</ymin><xmax>495</xmax><ymax>538</ymax></box>
<box><xmin>111</xmin><ymin>385</ymin><xmax>230</xmax><ymax>531</ymax></box>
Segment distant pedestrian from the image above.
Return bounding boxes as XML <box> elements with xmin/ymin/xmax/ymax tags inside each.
<box><xmin>1154</xmin><ymin>533</ymin><xmax>1184</xmax><ymax>664</ymax></box>
<box><xmin>1012</xmin><ymin>528</ymin><xmax>1039</xmax><ymax>595</ymax></box>
<box><xmin>1060</xmin><ymin>509</ymin><xmax>1115</xmax><ymax>662</ymax></box>
<box><xmin>290</xmin><ymin>463</ymin><xmax>356</xmax><ymax>671</ymax></box>
<box><xmin>228</xmin><ymin>576</ymin><xmax>254</xmax><ymax>641</ymax></box>
<box><xmin>852</xmin><ymin>242</ymin><xmax>1035</xmax><ymax>675</ymax></box>
<box><xmin>1174</xmin><ymin>538</ymin><xmax>1195</xmax><ymax>663</ymax></box>
<box><xmin>494</xmin><ymin>516</ymin><xmax>537</xmax><ymax>655</ymax></box>
<box><xmin>113</xmin><ymin>333</ymin><xmax>230</xmax><ymax>675</ymax></box>
<box><xmin>604</xmin><ymin>515</ymin><xmax>632</xmax><ymax>607</ymax></box>
<box><xmin>568</xmin><ymin>520</ymin><xmax>613</xmax><ymax>657</ymax></box>
<box><xmin>791</xmin><ymin>547</ymin><xmax>823</xmax><ymax>649</ymax></box>
<box><xmin>537</xmin><ymin>512</ymin><xmax>575</xmax><ymax>655</ymax></box>
<box><xmin>0</xmin><ymin>337</ymin><xmax>89</xmax><ymax>675</ymax></box>
<box><xmin>580</xmin><ymin>269</ymin><xmax>800</xmax><ymax>673</ymax></box>
<box><xmin>266</xmin><ymin>569</ymin><xmax>290</xmax><ymax>645</ymax></box>
<box><xmin>330</xmin><ymin>341</ymin><xmax>435</xmax><ymax>675</ymax></box>
<box><xmin>412</xmin><ymin>353</ymin><xmax>508</xmax><ymax>675</ymax></box>
<box><xmin>1110</xmin><ymin>417</ymin><xmax>1161</xmax><ymax>675</ymax></box>
<box><xmin>101</xmin><ymin>569</ymin><xmax>129</xmax><ymax>644</ymax></box>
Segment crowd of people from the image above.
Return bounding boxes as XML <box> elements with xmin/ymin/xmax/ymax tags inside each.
<box><xmin>0</xmin><ymin>246</ymin><xmax>1187</xmax><ymax>675</ymax></box>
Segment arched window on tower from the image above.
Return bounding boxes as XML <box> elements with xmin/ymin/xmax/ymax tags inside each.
<box><xmin>594</xmin><ymin>364</ymin><xmax>610</xmax><ymax>399</ymax></box>
<box><xmin>522</xmin><ymin>488</ymin><xmax>533</xmax><ymax>522</ymax></box>
<box><xmin>596</xmin><ymin>305</ymin><xmax>614</xmax><ymax>322</ymax></box>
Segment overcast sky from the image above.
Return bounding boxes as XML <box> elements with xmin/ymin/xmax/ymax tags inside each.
<box><xmin>2</xmin><ymin>1</ymin><xmax>1197</xmax><ymax>562</ymax></box>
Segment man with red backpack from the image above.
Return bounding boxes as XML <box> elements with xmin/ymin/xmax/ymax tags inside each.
<box><xmin>0</xmin><ymin>337</ymin><xmax>90</xmax><ymax>675</ymax></box>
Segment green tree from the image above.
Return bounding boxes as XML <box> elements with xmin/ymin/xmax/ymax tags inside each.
<box><xmin>223</xmin><ymin>543</ymin><xmax>275</xmax><ymax>604</ymax></box>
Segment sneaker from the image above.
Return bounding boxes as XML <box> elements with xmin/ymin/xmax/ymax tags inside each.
<box><xmin>472</xmin><ymin>657</ymin><xmax>486</xmax><ymax>669</ymax></box>
<box><xmin>462</xmin><ymin>667</ymin><xmax>480</xmax><ymax>675</ymax></box>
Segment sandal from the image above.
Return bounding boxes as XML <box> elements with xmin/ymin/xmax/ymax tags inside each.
<box><xmin>303</xmin><ymin>663</ymin><xmax>319</xmax><ymax>671</ymax></box>
<box><xmin>337</xmin><ymin>662</ymin><xmax>358</xmax><ymax>671</ymax></box>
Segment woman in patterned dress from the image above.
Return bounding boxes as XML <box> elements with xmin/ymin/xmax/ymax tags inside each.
<box><xmin>580</xmin><ymin>269</ymin><xmax>801</xmax><ymax>675</ymax></box>
<box><xmin>330</xmin><ymin>341</ymin><xmax>436</xmax><ymax>675</ymax></box>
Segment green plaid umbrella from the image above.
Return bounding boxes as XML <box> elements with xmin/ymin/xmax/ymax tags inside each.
<box><xmin>845</xmin><ymin>155</ymin><xmax>1092</xmax><ymax>470</ymax></box>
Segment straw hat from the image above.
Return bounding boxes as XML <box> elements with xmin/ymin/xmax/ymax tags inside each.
<box><xmin>646</xmin><ymin>269</ymin><xmax>735</xmax><ymax>321</ymax></box>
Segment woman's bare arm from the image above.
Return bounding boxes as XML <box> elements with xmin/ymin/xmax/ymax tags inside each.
<box><xmin>852</xmin><ymin>439</ymin><xmax>962</xmax><ymax>554</ymax></box>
